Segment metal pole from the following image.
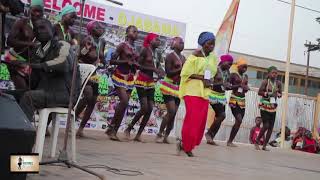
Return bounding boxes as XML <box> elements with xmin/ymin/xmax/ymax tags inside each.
<box><xmin>63</xmin><ymin>0</ymin><xmax>85</xmax><ymax>151</ymax></box>
<box><xmin>105</xmin><ymin>0</ymin><xmax>123</xmax><ymax>6</ymax></box>
<box><xmin>280</xmin><ymin>0</ymin><xmax>296</xmax><ymax>148</ymax></box>
<box><xmin>304</xmin><ymin>44</ymin><xmax>310</xmax><ymax>96</ymax></box>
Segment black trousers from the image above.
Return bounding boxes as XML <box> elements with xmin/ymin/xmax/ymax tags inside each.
<box><xmin>19</xmin><ymin>90</ymin><xmax>69</xmax><ymax>122</ymax></box>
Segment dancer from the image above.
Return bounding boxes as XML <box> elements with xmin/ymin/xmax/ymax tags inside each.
<box><xmin>54</xmin><ymin>5</ymin><xmax>77</xmax><ymax>45</ymax></box>
<box><xmin>177</xmin><ymin>32</ymin><xmax>218</xmax><ymax>157</ymax></box>
<box><xmin>105</xmin><ymin>25</ymin><xmax>139</xmax><ymax>141</ymax></box>
<box><xmin>156</xmin><ymin>37</ymin><xmax>185</xmax><ymax>143</ymax></box>
<box><xmin>255</xmin><ymin>66</ymin><xmax>282</xmax><ymax>151</ymax></box>
<box><xmin>124</xmin><ymin>33</ymin><xmax>164</xmax><ymax>142</ymax></box>
<box><xmin>6</xmin><ymin>0</ymin><xmax>44</xmax><ymax>90</ymax></box>
<box><xmin>226</xmin><ymin>58</ymin><xmax>249</xmax><ymax>147</ymax></box>
<box><xmin>205</xmin><ymin>54</ymin><xmax>233</xmax><ymax>146</ymax></box>
<box><xmin>75</xmin><ymin>21</ymin><xmax>106</xmax><ymax>137</ymax></box>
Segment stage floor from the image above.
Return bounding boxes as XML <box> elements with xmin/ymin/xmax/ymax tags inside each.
<box><xmin>27</xmin><ymin>130</ymin><xmax>320</xmax><ymax>180</ymax></box>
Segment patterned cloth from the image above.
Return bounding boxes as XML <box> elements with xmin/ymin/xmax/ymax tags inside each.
<box><xmin>134</xmin><ymin>71</ymin><xmax>155</xmax><ymax>89</ymax></box>
<box><xmin>4</xmin><ymin>49</ymin><xmax>31</xmax><ymax>77</ymax></box>
<box><xmin>159</xmin><ymin>76</ymin><xmax>179</xmax><ymax>97</ymax></box>
<box><xmin>229</xmin><ymin>94</ymin><xmax>245</xmax><ymax>109</ymax></box>
<box><xmin>208</xmin><ymin>90</ymin><xmax>227</xmax><ymax>105</ymax></box>
<box><xmin>259</xmin><ymin>98</ymin><xmax>277</xmax><ymax>112</ymax></box>
<box><xmin>111</xmin><ymin>68</ymin><xmax>135</xmax><ymax>90</ymax></box>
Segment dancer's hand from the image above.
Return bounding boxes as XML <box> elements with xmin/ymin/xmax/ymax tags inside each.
<box><xmin>223</xmin><ymin>82</ymin><xmax>232</xmax><ymax>90</ymax></box>
<box><xmin>203</xmin><ymin>79</ymin><xmax>212</xmax><ymax>88</ymax></box>
<box><xmin>156</xmin><ymin>69</ymin><xmax>165</xmax><ymax>78</ymax></box>
<box><xmin>277</xmin><ymin>92</ymin><xmax>282</xmax><ymax>98</ymax></box>
<box><xmin>132</xmin><ymin>61</ymin><xmax>140</xmax><ymax>68</ymax></box>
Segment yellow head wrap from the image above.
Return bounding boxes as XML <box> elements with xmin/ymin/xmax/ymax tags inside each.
<box><xmin>231</xmin><ymin>57</ymin><xmax>248</xmax><ymax>73</ymax></box>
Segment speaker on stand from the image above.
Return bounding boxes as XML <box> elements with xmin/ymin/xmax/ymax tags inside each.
<box><xmin>0</xmin><ymin>93</ymin><xmax>36</xmax><ymax>180</ymax></box>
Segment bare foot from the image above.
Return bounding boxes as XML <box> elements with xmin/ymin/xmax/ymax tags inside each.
<box><xmin>124</xmin><ymin>128</ymin><xmax>131</xmax><ymax>140</ymax></box>
<box><xmin>109</xmin><ymin>133</ymin><xmax>120</xmax><ymax>141</ymax></box>
<box><xmin>155</xmin><ymin>134</ymin><xmax>163</xmax><ymax>143</ymax></box>
<box><xmin>45</xmin><ymin>129</ymin><xmax>51</xmax><ymax>137</ymax></box>
<box><xmin>185</xmin><ymin>151</ymin><xmax>194</xmax><ymax>157</ymax></box>
<box><xmin>254</xmin><ymin>143</ymin><xmax>261</xmax><ymax>150</ymax></box>
<box><xmin>105</xmin><ymin>128</ymin><xmax>113</xmax><ymax>136</ymax></box>
<box><xmin>134</xmin><ymin>136</ymin><xmax>144</xmax><ymax>143</ymax></box>
<box><xmin>176</xmin><ymin>139</ymin><xmax>183</xmax><ymax>156</ymax></box>
<box><xmin>163</xmin><ymin>137</ymin><xmax>170</xmax><ymax>144</ymax></box>
<box><xmin>76</xmin><ymin>129</ymin><xmax>84</xmax><ymax>138</ymax></box>
<box><xmin>205</xmin><ymin>133</ymin><xmax>218</xmax><ymax>145</ymax></box>
<box><xmin>227</xmin><ymin>142</ymin><xmax>237</xmax><ymax>147</ymax></box>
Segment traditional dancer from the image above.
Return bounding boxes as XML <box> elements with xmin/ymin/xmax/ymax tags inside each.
<box><xmin>156</xmin><ymin>37</ymin><xmax>185</xmax><ymax>143</ymax></box>
<box><xmin>177</xmin><ymin>32</ymin><xmax>218</xmax><ymax>157</ymax></box>
<box><xmin>124</xmin><ymin>33</ymin><xmax>164</xmax><ymax>142</ymax></box>
<box><xmin>54</xmin><ymin>5</ymin><xmax>77</xmax><ymax>45</ymax></box>
<box><xmin>105</xmin><ymin>25</ymin><xmax>139</xmax><ymax>141</ymax></box>
<box><xmin>205</xmin><ymin>54</ymin><xmax>233</xmax><ymax>146</ymax></box>
<box><xmin>255</xmin><ymin>66</ymin><xmax>282</xmax><ymax>151</ymax></box>
<box><xmin>75</xmin><ymin>21</ymin><xmax>106</xmax><ymax>137</ymax></box>
<box><xmin>226</xmin><ymin>58</ymin><xmax>249</xmax><ymax>147</ymax></box>
<box><xmin>6</xmin><ymin>0</ymin><xmax>44</xmax><ymax>90</ymax></box>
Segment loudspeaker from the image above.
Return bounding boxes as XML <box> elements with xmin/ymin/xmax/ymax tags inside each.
<box><xmin>0</xmin><ymin>93</ymin><xmax>36</xmax><ymax>180</ymax></box>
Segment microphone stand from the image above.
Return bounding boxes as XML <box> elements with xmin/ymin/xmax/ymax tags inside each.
<box><xmin>39</xmin><ymin>0</ymin><xmax>123</xmax><ymax>179</ymax></box>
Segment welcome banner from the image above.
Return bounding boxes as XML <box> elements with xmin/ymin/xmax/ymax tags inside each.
<box><xmin>22</xmin><ymin>0</ymin><xmax>186</xmax><ymax>38</ymax></box>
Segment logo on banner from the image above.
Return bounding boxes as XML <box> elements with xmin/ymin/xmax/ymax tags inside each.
<box><xmin>90</xmin><ymin>123</ymin><xmax>97</xmax><ymax>128</ymax></box>
<box><xmin>10</xmin><ymin>154</ymin><xmax>39</xmax><ymax>173</ymax></box>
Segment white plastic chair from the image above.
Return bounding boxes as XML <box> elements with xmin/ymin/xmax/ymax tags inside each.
<box><xmin>33</xmin><ymin>63</ymin><xmax>96</xmax><ymax>162</ymax></box>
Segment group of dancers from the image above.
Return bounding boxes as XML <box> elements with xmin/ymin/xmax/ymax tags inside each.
<box><xmin>5</xmin><ymin>0</ymin><xmax>283</xmax><ymax>158</ymax></box>
<box><xmin>81</xmin><ymin>26</ymin><xmax>282</xmax><ymax>157</ymax></box>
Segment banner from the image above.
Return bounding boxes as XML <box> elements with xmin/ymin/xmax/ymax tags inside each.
<box><xmin>214</xmin><ymin>0</ymin><xmax>240</xmax><ymax>59</ymax></box>
<box><xmin>22</xmin><ymin>0</ymin><xmax>186</xmax><ymax>38</ymax></box>
<box><xmin>1</xmin><ymin>0</ymin><xmax>186</xmax><ymax>135</ymax></box>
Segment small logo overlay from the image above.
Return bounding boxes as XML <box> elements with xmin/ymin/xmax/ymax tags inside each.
<box><xmin>10</xmin><ymin>154</ymin><xmax>39</xmax><ymax>173</ymax></box>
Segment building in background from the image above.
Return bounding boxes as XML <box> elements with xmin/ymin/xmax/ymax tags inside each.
<box><xmin>183</xmin><ymin>49</ymin><xmax>320</xmax><ymax>97</ymax></box>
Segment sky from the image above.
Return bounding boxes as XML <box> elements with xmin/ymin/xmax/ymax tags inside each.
<box><xmin>96</xmin><ymin>0</ymin><xmax>320</xmax><ymax>68</ymax></box>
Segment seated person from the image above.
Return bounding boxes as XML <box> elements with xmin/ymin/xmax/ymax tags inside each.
<box><xmin>296</xmin><ymin>130</ymin><xmax>318</xmax><ymax>154</ymax></box>
<box><xmin>269</xmin><ymin>126</ymin><xmax>292</xmax><ymax>149</ymax></box>
<box><xmin>19</xmin><ymin>18</ymin><xmax>80</xmax><ymax>122</ymax></box>
<box><xmin>249</xmin><ymin>117</ymin><xmax>264</xmax><ymax>145</ymax></box>
<box><xmin>292</xmin><ymin>127</ymin><xmax>306</xmax><ymax>150</ymax></box>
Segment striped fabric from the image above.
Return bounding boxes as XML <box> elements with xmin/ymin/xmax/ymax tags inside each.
<box><xmin>208</xmin><ymin>91</ymin><xmax>227</xmax><ymax>105</ymax></box>
<box><xmin>159</xmin><ymin>76</ymin><xmax>179</xmax><ymax>97</ymax></box>
<box><xmin>229</xmin><ymin>94</ymin><xmax>246</xmax><ymax>109</ymax></box>
<box><xmin>111</xmin><ymin>69</ymin><xmax>135</xmax><ymax>90</ymax></box>
<box><xmin>259</xmin><ymin>98</ymin><xmax>277</xmax><ymax>112</ymax></box>
<box><xmin>134</xmin><ymin>71</ymin><xmax>155</xmax><ymax>89</ymax></box>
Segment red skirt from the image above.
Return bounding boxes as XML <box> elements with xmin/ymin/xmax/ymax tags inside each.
<box><xmin>111</xmin><ymin>68</ymin><xmax>135</xmax><ymax>90</ymax></box>
<box><xmin>182</xmin><ymin>96</ymin><xmax>209</xmax><ymax>152</ymax></box>
<box><xmin>134</xmin><ymin>71</ymin><xmax>155</xmax><ymax>89</ymax></box>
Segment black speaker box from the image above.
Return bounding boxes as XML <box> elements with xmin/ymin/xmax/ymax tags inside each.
<box><xmin>0</xmin><ymin>93</ymin><xmax>36</xmax><ymax>180</ymax></box>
